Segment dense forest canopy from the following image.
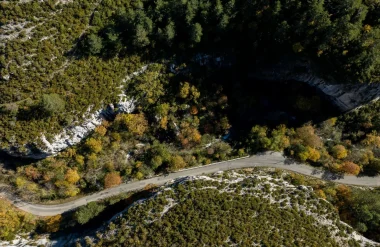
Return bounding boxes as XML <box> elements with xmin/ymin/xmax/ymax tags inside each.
<box><xmin>83</xmin><ymin>0</ymin><xmax>380</xmax><ymax>82</ymax></box>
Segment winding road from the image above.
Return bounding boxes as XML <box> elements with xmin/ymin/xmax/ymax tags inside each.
<box><xmin>2</xmin><ymin>152</ymin><xmax>380</xmax><ymax>216</ymax></box>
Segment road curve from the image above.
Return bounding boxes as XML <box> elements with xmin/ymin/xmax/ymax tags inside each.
<box><xmin>4</xmin><ymin>152</ymin><xmax>380</xmax><ymax>216</ymax></box>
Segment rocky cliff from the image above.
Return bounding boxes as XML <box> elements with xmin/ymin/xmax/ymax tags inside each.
<box><xmin>250</xmin><ymin>58</ymin><xmax>380</xmax><ymax>112</ymax></box>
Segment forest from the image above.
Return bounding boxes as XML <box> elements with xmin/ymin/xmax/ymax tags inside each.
<box><xmin>1</xmin><ymin>0</ymin><xmax>380</xmax><ymax>154</ymax></box>
<box><xmin>1</xmin><ymin>0</ymin><xmax>380</xmax><ymax>244</ymax></box>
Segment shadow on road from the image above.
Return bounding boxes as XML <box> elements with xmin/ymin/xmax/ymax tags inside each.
<box><xmin>284</xmin><ymin>157</ymin><xmax>299</xmax><ymax>165</ymax></box>
<box><xmin>321</xmin><ymin>171</ymin><xmax>344</xmax><ymax>181</ymax></box>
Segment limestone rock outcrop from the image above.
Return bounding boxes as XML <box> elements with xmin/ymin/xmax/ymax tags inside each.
<box><xmin>250</xmin><ymin>59</ymin><xmax>380</xmax><ymax>112</ymax></box>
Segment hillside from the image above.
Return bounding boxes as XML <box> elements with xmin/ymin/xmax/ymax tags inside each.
<box><xmin>75</xmin><ymin>170</ymin><xmax>378</xmax><ymax>247</ymax></box>
<box><xmin>1</xmin><ymin>0</ymin><xmax>380</xmax><ymax>156</ymax></box>
<box><xmin>2</xmin><ymin>0</ymin><xmax>380</xmax><ymax>245</ymax></box>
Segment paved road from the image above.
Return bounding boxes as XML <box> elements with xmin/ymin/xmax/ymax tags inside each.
<box><xmin>3</xmin><ymin>152</ymin><xmax>380</xmax><ymax>216</ymax></box>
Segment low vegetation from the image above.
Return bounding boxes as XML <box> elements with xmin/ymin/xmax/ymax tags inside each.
<box><xmin>75</xmin><ymin>170</ymin><xmax>377</xmax><ymax>247</ymax></box>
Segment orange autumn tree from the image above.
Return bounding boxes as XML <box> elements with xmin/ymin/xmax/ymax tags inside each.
<box><xmin>340</xmin><ymin>161</ymin><xmax>360</xmax><ymax>175</ymax></box>
<box><xmin>295</xmin><ymin>125</ymin><xmax>323</xmax><ymax>148</ymax></box>
<box><xmin>104</xmin><ymin>172</ymin><xmax>122</xmax><ymax>188</ymax></box>
<box><xmin>24</xmin><ymin>166</ymin><xmax>41</xmax><ymax>180</ymax></box>
<box><xmin>178</xmin><ymin>122</ymin><xmax>201</xmax><ymax>148</ymax></box>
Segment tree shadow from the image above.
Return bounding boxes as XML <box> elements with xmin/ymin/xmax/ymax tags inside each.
<box><xmin>320</xmin><ymin>170</ymin><xmax>345</xmax><ymax>181</ymax></box>
<box><xmin>16</xmin><ymin>105</ymin><xmax>46</xmax><ymax>121</ymax></box>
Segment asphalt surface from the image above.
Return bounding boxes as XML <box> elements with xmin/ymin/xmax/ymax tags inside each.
<box><xmin>3</xmin><ymin>152</ymin><xmax>380</xmax><ymax>216</ymax></box>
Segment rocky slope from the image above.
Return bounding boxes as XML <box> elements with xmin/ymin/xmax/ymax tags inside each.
<box><xmin>69</xmin><ymin>169</ymin><xmax>379</xmax><ymax>247</ymax></box>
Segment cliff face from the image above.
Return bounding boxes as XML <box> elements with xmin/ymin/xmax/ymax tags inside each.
<box><xmin>250</xmin><ymin>59</ymin><xmax>380</xmax><ymax>112</ymax></box>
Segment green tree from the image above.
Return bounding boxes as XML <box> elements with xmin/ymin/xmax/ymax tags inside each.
<box><xmin>162</xmin><ymin>21</ymin><xmax>175</xmax><ymax>45</ymax></box>
<box><xmin>74</xmin><ymin>202</ymin><xmax>106</xmax><ymax>225</ymax></box>
<box><xmin>191</xmin><ymin>23</ymin><xmax>203</xmax><ymax>43</ymax></box>
<box><xmin>40</xmin><ymin>94</ymin><xmax>65</xmax><ymax>115</ymax></box>
<box><xmin>85</xmin><ymin>34</ymin><xmax>103</xmax><ymax>55</ymax></box>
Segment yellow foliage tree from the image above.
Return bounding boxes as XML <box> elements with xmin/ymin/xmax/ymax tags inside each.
<box><xmin>307</xmin><ymin>147</ymin><xmax>321</xmax><ymax>162</ymax></box>
<box><xmin>115</xmin><ymin>113</ymin><xmax>148</xmax><ymax>136</ymax></box>
<box><xmin>95</xmin><ymin>125</ymin><xmax>107</xmax><ymax>136</ymax></box>
<box><xmin>361</xmin><ymin>133</ymin><xmax>380</xmax><ymax>148</ymax></box>
<box><xmin>15</xmin><ymin>177</ymin><xmax>27</xmax><ymax>189</ymax></box>
<box><xmin>55</xmin><ymin>180</ymin><xmax>80</xmax><ymax>197</ymax></box>
<box><xmin>331</xmin><ymin>145</ymin><xmax>348</xmax><ymax>159</ymax></box>
<box><xmin>179</xmin><ymin>82</ymin><xmax>190</xmax><ymax>98</ymax></box>
<box><xmin>135</xmin><ymin>171</ymin><xmax>144</xmax><ymax>180</ymax></box>
<box><xmin>0</xmin><ymin>199</ymin><xmax>36</xmax><ymax>240</ymax></box>
<box><xmin>44</xmin><ymin>215</ymin><xmax>62</xmax><ymax>233</ymax></box>
<box><xmin>169</xmin><ymin>155</ymin><xmax>187</xmax><ymax>171</ymax></box>
<box><xmin>85</xmin><ymin>138</ymin><xmax>102</xmax><ymax>153</ymax></box>
<box><xmin>75</xmin><ymin>155</ymin><xmax>85</xmax><ymax>166</ymax></box>
<box><xmin>179</xmin><ymin>82</ymin><xmax>200</xmax><ymax>100</ymax></box>
<box><xmin>62</xmin><ymin>148</ymin><xmax>76</xmax><ymax>158</ymax></box>
<box><xmin>160</xmin><ymin>116</ymin><xmax>168</xmax><ymax>129</ymax></box>
<box><xmin>65</xmin><ymin>185</ymin><xmax>80</xmax><ymax>197</ymax></box>
<box><xmin>297</xmin><ymin>147</ymin><xmax>320</xmax><ymax>162</ymax></box>
<box><xmin>315</xmin><ymin>189</ymin><xmax>326</xmax><ymax>199</ymax></box>
<box><xmin>65</xmin><ymin>168</ymin><xmax>80</xmax><ymax>184</ymax></box>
